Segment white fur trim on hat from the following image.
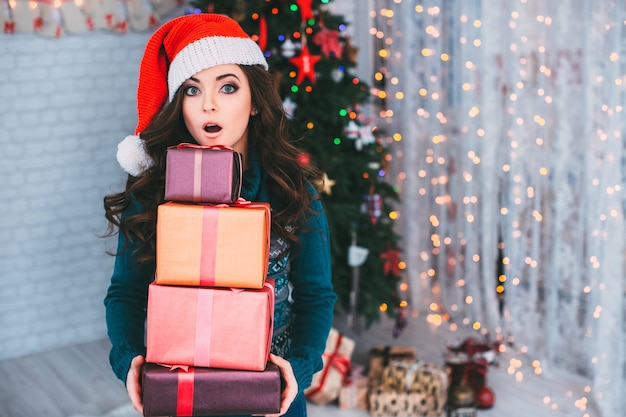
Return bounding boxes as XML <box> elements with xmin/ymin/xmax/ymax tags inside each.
<box><xmin>116</xmin><ymin>134</ymin><xmax>154</xmax><ymax>177</ymax></box>
<box><xmin>167</xmin><ymin>36</ymin><xmax>268</xmax><ymax>101</ymax></box>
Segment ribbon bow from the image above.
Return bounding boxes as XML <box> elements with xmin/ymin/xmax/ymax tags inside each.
<box><xmin>306</xmin><ymin>333</ymin><xmax>353</xmax><ymax>398</ymax></box>
<box><xmin>323</xmin><ymin>349</ymin><xmax>352</xmax><ymax>377</ymax></box>
<box><xmin>174</xmin><ymin>143</ymin><xmax>235</xmax><ymax>152</ymax></box>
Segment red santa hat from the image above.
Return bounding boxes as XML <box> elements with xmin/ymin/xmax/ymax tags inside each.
<box><xmin>117</xmin><ymin>13</ymin><xmax>268</xmax><ymax>177</ymax></box>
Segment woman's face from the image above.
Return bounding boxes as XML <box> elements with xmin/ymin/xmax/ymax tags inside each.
<box><xmin>181</xmin><ymin>64</ymin><xmax>255</xmax><ymax>155</ymax></box>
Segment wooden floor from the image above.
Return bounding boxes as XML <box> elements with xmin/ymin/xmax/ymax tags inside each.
<box><xmin>0</xmin><ymin>313</ymin><xmax>601</xmax><ymax>417</ymax></box>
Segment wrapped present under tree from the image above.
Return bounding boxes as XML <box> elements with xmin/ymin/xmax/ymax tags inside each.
<box><xmin>305</xmin><ymin>328</ymin><xmax>355</xmax><ymax>405</ymax></box>
<box><xmin>367</xmin><ymin>345</ymin><xmax>417</xmax><ymax>388</ymax></box>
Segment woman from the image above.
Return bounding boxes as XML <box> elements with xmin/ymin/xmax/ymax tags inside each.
<box><xmin>103</xmin><ymin>13</ymin><xmax>336</xmax><ymax>417</ymax></box>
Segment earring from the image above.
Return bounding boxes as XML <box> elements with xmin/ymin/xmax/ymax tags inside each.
<box><xmin>252</xmin><ymin>109</ymin><xmax>259</xmax><ymax>116</ymax></box>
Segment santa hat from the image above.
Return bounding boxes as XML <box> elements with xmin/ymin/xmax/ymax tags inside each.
<box><xmin>117</xmin><ymin>13</ymin><xmax>268</xmax><ymax>177</ymax></box>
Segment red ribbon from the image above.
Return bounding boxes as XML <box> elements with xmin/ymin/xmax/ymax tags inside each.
<box><xmin>306</xmin><ymin>334</ymin><xmax>352</xmax><ymax>398</ymax></box>
<box><xmin>230</xmin><ymin>197</ymin><xmax>254</xmax><ymax>206</ymax></box>
<box><xmin>296</xmin><ymin>0</ymin><xmax>314</xmax><ymax>22</ymax></box>
<box><xmin>176</xmin><ymin>367</ymin><xmax>195</xmax><ymax>416</ymax></box>
<box><xmin>33</xmin><ymin>17</ymin><xmax>43</xmax><ymax>31</ymax></box>
<box><xmin>173</xmin><ymin>143</ymin><xmax>234</xmax><ymax>151</ymax></box>
<box><xmin>4</xmin><ymin>20</ymin><xmax>15</xmax><ymax>34</ymax></box>
<box><xmin>446</xmin><ymin>337</ymin><xmax>498</xmax><ymax>361</ymax></box>
<box><xmin>258</xmin><ymin>15</ymin><xmax>267</xmax><ymax>51</ymax></box>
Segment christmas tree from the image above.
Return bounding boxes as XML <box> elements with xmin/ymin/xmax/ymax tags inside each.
<box><xmin>188</xmin><ymin>0</ymin><xmax>402</xmax><ymax>327</ymax></box>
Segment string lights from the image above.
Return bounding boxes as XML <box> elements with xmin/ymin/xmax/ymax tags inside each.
<box><xmin>371</xmin><ymin>1</ymin><xmax>624</xmax><ymax>416</ymax></box>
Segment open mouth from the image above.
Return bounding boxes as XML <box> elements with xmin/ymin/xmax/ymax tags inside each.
<box><xmin>203</xmin><ymin>123</ymin><xmax>222</xmax><ymax>133</ymax></box>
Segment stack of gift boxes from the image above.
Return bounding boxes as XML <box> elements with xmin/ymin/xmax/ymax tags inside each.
<box><xmin>141</xmin><ymin>144</ymin><xmax>281</xmax><ymax>417</ymax></box>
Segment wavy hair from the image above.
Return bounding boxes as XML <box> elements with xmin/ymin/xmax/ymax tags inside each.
<box><xmin>103</xmin><ymin>65</ymin><xmax>323</xmax><ymax>263</ymax></box>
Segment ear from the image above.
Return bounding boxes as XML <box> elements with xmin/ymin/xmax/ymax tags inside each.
<box><xmin>251</xmin><ymin>108</ymin><xmax>259</xmax><ymax>116</ymax></box>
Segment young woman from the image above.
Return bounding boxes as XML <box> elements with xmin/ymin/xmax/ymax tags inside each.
<box><xmin>103</xmin><ymin>13</ymin><xmax>336</xmax><ymax>417</ymax></box>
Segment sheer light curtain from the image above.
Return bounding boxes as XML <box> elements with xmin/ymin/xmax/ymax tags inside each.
<box><xmin>374</xmin><ymin>1</ymin><xmax>625</xmax><ymax>416</ymax></box>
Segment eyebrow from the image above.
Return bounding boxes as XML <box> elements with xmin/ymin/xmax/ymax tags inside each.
<box><xmin>189</xmin><ymin>73</ymin><xmax>241</xmax><ymax>82</ymax></box>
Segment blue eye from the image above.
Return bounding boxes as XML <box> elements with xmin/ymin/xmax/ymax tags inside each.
<box><xmin>185</xmin><ymin>85</ymin><xmax>200</xmax><ymax>96</ymax></box>
<box><xmin>221</xmin><ymin>83</ymin><xmax>238</xmax><ymax>94</ymax></box>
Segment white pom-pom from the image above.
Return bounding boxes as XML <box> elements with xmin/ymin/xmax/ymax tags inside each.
<box><xmin>116</xmin><ymin>134</ymin><xmax>154</xmax><ymax>177</ymax></box>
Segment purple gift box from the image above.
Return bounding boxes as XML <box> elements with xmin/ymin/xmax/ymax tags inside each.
<box><xmin>165</xmin><ymin>144</ymin><xmax>242</xmax><ymax>204</ymax></box>
<box><xmin>142</xmin><ymin>362</ymin><xmax>281</xmax><ymax>417</ymax></box>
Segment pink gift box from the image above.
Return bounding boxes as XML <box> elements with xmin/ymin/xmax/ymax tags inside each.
<box><xmin>165</xmin><ymin>144</ymin><xmax>242</xmax><ymax>204</ymax></box>
<box><xmin>146</xmin><ymin>280</ymin><xmax>274</xmax><ymax>371</ymax></box>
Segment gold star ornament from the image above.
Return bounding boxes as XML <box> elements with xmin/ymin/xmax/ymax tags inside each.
<box><xmin>321</xmin><ymin>172</ymin><xmax>336</xmax><ymax>195</ymax></box>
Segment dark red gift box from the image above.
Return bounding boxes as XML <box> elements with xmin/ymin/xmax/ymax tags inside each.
<box><xmin>165</xmin><ymin>144</ymin><xmax>242</xmax><ymax>204</ymax></box>
<box><xmin>142</xmin><ymin>362</ymin><xmax>281</xmax><ymax>416</ymax></box>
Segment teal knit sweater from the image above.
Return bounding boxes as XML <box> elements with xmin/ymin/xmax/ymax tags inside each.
<box><xmin>103</xmin><ymin>153</ymin><xmax>336</xmax><ymax>395</ymax></box>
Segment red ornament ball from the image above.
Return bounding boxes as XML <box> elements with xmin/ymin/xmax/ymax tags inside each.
<box><xmin>297</xmin><ymin>152</ymin><xmax>311</xmax><ymax>167</ymax></box>
<box><xmin>476</xmin><ymin>385</ymin><xmax>495</xmax><ymax>409</ymax></box>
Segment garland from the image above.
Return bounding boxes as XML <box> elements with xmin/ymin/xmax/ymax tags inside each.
<box><xmin>1</xmin><ymin>0</ymin><xmax>181</xmax><ymax>36</ymax></box>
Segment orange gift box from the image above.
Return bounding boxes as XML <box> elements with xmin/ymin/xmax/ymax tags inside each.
<box><xmin>155</xmin><ymin>201</ymin><xmax>270</xmax><ymax>289</ymax></box>
<box><xmin>146</xmin><ymin>280</ymin><xmax>274</xmax><ymax>371</ymax></box>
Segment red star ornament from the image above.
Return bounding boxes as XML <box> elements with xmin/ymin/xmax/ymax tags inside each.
<box><xmin>289</xmin><ymin>44</ymin><xmax>321</xmax><ymax>84</ymax></box>
<box><xmin>296</xmin><ymin>0</ymin><xmax>314</xmax><ymax>22</ymax></box>
<box><xmin>380</xmin><ymin>248</ymin><xmax>401</xmax><ymax>277</ymax></box>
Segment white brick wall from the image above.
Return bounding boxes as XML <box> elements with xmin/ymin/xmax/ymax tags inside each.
<box><xmin>0</xmin><ymin>30</ymin><xmax>153</xmax><ymax>361</ymax></box>
<box><xmin>0</xmin><ymin>1</ymin><xmax>365</xmax><ymax>362</ymax></box>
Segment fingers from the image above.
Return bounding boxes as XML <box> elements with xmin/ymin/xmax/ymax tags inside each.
<box><xmin>126</xmin><ymin>355</ymin><xmax>145</xmax><ymax>416</ymax></box>
<box><xmin>265</xmin><ymin>353</ymin><xmax>298</xmax><ymax>417</ymax></box>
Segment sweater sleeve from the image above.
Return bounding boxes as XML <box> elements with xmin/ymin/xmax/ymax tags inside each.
<box><xmin>103</xmin><ymin>202</ymin><xmax>154</xmax><ymax>385</ymax></box>
<box><xmin>286</xmin><ymin>193</ymin><xmax>337</xmax><ymax>393</ymax></box>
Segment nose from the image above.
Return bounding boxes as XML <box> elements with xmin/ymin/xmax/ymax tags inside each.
<box><xmin>202</xmin><ymin>92</ymin><xmax>217</xmax><ymax>112</ymax></box>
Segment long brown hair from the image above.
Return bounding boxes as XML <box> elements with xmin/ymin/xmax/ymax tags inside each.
<box><xmin>103</xmin><ymin>65</ymin><xmax>322</xmax><ymax>263</ymax></box>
